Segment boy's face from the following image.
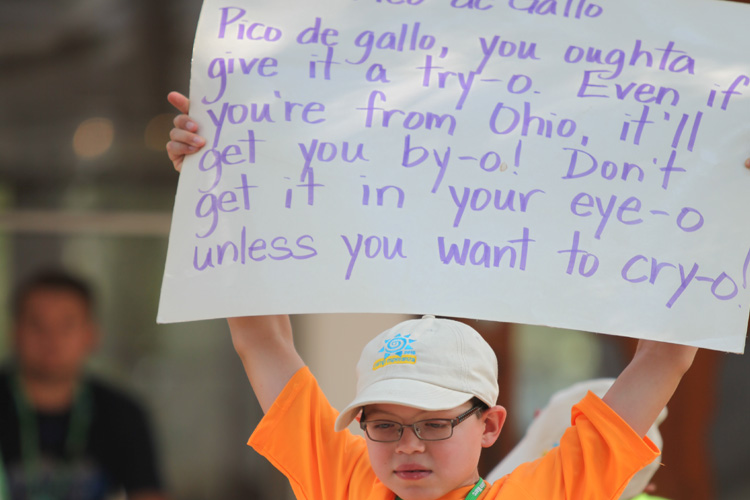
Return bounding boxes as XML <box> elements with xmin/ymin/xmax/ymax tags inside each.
<box><xmin>363</xmin><ymin>401</ymin><xmax>505</xmax><ymax>500</ymax></box>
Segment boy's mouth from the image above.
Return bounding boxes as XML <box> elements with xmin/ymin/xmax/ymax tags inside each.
<box><xmin>394</xmin><ymin>465</ymin><xmax>431</xmax><ymax>480</ymax></box>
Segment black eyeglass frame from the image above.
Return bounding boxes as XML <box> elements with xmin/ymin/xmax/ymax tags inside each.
<box><xmin>359</xmin><ymin>404</ymin><xmax>484</xmax><ymax>442</ymax></box>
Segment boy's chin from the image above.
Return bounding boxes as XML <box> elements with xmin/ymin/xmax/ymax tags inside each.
<box><xmin>386</xmin><ymin>479</ymin><xmax>445</xmax><ymax>500</ymax></box>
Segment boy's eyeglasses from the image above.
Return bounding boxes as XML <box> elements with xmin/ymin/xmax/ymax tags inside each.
<box><xmin>359</xmin><ymin>405</ymin><xmax>483</xmax><ymax>442</ymax></box>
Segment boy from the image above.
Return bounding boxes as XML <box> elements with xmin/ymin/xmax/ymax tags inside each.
<box><xmin>166</xmin><ymin>91</ymin><xmax>705</xmax><ymax>500</ymax></box>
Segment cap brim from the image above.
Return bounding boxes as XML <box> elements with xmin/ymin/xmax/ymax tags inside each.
<box><xmin>334</xmin><ymin>378</ymin><xmax>474</xmax><ymax>432</ymax></box>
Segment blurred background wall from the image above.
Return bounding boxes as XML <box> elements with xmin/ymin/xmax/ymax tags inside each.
<box><xmin>0</xmin><ymin>1</ymin><xmax>748</xmax><ymax>499</ymax></box>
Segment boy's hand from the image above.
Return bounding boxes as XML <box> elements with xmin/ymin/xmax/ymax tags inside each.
<box><xmin>166</xmin><ymin>91</ymin><xmax>206</xmax><ymax>172</ymax></box>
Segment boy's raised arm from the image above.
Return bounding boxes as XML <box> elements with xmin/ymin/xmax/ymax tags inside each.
<box><xmin>166</xmin><ymin>93</ymin><xmax>305</xmax><ymax>413</ymax></box>
<box><xmin>228</xmin><ymin>315</ymin><xmax>306</xmax><ymax>413</ymax></box>
<box><xmin>602</xmin><ymin>339</ymin><xmax>698</xmax><ymax>437</ymax></box>
<box><xmin>607</xmin><ymin>155</ymin><xmax>748</xmax><ymax>434</ymax></box>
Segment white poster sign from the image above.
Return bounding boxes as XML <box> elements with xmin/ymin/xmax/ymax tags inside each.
<box><xmin>159</xmin><ymin>0</ymin><xmax>750</xmax><ymax>353</ymax></box>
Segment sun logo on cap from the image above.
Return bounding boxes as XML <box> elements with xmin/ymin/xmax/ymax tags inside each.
<box><xmin>373</xmin><ymin>334</ymin><xmax>417</xmax><ymax>371</ymax></box>
<box><xmin>379</xmin><ymin>334</ymin><xmax>416</xmax><ymax>359</ymax></box>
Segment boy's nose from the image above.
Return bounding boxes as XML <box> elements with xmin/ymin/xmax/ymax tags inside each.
<box><xmin>395</xmin><ymin>426</ymin><xmax>426</xmax><ymax>454</ymax></box>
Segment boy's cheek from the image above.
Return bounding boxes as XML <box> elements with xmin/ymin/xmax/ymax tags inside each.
<box><xmin>365</xmin><ymin>442</ymin><xmax>392</xmax><ymax>471</ymax></box>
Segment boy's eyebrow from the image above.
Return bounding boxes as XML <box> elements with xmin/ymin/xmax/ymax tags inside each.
<box><xmin>360</xmin><ymin>407</ymin><xmax>398</xmax><ymax>420</ymax></box>
<box><xmin>362</xmin><ymin>406</ymin><xmax>461</xmax><ymax>420</ymax></box>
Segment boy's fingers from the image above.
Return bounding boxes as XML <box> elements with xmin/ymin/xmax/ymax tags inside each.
<box><xmin>167</xmin><ymin>91</ymin><xmax>190</xmax><ymax>115</ymax></box>
<box><xmin>173</xmin><ymin>113</ymin><xmax>198</xmax><ymax>133</ymax></box>
<box><xmin>167</xmin><ymin>139</ymin><xmax>196</xmax><ymax>156</ymax></box>
<box><xmin>169</xmin><ymin>127</ymin><xmax>205</xmax><ymax>147</ymax></box>
<box><xmin>166</xmin><ymin>147</ymin><xmax>182</xmax><ymax>172</ymax></box>
<box><xmin>167</xmin><ymin>136</ymin><xmax>200</xmax><ymax>157</ymax></box>
<box><xmin>165</xmin><ymin>91</ymin><xmax>196</xmax><ymax>174</ymax></box>
<box><xmin>166</xmin><ymin>142</ymin><xmax>194</xmax><ymax>172</ymax></box>
<box><xmin>745</xmin><ymin>157</ymin><xmax>750</xmax><ymax>169</ymax></box>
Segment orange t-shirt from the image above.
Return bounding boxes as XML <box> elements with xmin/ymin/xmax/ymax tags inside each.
<box><xmin>249</xmin><ymin>367</ymin><xmax>659</xmax><ymax>500</ymax></box>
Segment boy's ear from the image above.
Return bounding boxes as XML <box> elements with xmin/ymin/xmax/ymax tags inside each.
<box><xmin>480</xmin><ymin>405</ymin><xmax>507</xmax><ymax>448</ymax></box>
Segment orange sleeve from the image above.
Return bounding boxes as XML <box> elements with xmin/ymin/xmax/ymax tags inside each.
<box><xmin>487</xmin><ymin>391</ymin><xmax>660</xmax><ymax>500</ymax></box>
<box><xmin>247</xmin><ymin>367</ymin><xmax>391</xmax><ymax>500</ymax></box>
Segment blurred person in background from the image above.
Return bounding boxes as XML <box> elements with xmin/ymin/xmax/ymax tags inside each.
<box><xmin>0</xmin><ymin>270</ymin><xmax>167</xmax><ymax>500</ymax></box>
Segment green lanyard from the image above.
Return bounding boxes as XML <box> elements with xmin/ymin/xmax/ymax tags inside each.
<box><xmin>10</xmin><ymin>372</ymin><xmax>93</xmax><ymax>500</ymax></box>
<box><xmin>396</xmin><ymin>478</ymin><xmax>486</xmax><ymax>500</ymax></box>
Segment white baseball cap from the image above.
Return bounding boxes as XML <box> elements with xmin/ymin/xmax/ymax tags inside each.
<box><xmin>334</xmin><ymin>315</ymin><xmax>499</xmax><ymax>432</ymax></box>
<box><xmin>485</xmin><ymin>378</ymin><xmax>667</xmax><ymax>500</ymax></box>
